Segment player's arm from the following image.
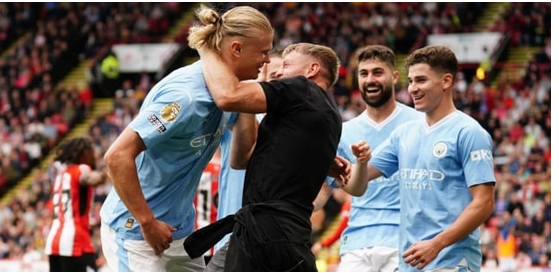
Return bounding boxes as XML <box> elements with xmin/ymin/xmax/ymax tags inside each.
<box><xmin>80</xmin><ymin>169</ymin><xmax>107</xmax><ymax>186</ymax></box>
<box><xmin>104</xmin><ymin>127</ymin><xmax>174</xmax><ymax>255</ymax></box>
<box><xmin>230</xmin><ymin>113</ymin><xmax>257</xmax><ymax>169</ymax></box>
<box><xmin>313</xmin><ymin>183</ymin><xmax>333</xmax><ymax>212</ymax></box>
<box><xmin>403</xmin><ymin>182</ymin><xmax>495</xmax><ymax>270</ymax></box>
<box><xmin>341</xmin><ymin>140</ymin><xmax>383</xmax><ymax>196</ymax></box>
<box><xmin>228</xmin><ymin>60</ymin><xmax>273</xmax><ymax>169</ymax></box>
<box><xmin>312</xmin><ymin>199</ymin><xmax>350</xmax><ymax>255</ymax></box>
<box><xmin>104</xmin><ymin>128</ymin><xmax>153</xmax><ymax>225</ymax></box>
<box><xmin>198</xmin><ymin>46</ymin><xmax>267</xmax><ymax>113</ymax></box>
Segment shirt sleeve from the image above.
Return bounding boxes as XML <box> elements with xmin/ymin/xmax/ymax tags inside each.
<box><xmin>459</xmin><ymin>125</ymin><xmax>496</xmax><ymax>187</ymax></box>
<box><xmin>259</xmin><ymin>76</ymin><xmax>308</xmax><ymax>115</ymax></box>
<box><xmin>129</xmin><ymin>87</ymin><xmax>197</xmax><ymax>149</ymax></box>
<box><xmin>369</xmin><ymin>129</ymin><xmax>400</xmax><ymax>178</ymax></box>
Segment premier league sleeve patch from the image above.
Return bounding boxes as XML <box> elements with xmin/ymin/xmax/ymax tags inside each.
<box><xmin>161</xmin><ymin>102</ymin><xmax>181</xmax><ymax>122</ymax></box>
<box><xmin>146</xmin><ymin>102</ymin><xmax>181</xmax><ymax>134</ymax></box>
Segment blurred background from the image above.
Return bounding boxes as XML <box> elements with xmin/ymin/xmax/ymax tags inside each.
<box><xmin>0</xmin><ymin>2</ymin><xmax>550</xmax><ymax>272</ymax></box>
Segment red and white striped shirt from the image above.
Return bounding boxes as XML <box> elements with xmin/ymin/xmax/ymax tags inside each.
<box><xmin>44</xmin><ymin>164</ymin><xmax>94</xmax><ymax>257</ymax></box>
<box><xmin>193</xmin><ymin>161</ymin><xmax>220</xmax><ymax>256</ymax></box>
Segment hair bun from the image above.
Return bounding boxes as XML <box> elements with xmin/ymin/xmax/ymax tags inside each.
<box><xmin>213</xmin><ymin>15</ymin><xmax>222</xmax><ymax>25</ymax></box>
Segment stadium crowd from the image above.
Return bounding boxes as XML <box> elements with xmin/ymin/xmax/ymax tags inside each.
<box><xmin>0</xmin><ymin>2</ymin><xmax>551</xmax><ymax>271</ymax></box>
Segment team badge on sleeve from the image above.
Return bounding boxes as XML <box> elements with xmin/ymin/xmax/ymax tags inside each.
<box><xmin>161</xmin><ymin>102</ymin><xmax>181</xmax><ymax>122</ymax></box>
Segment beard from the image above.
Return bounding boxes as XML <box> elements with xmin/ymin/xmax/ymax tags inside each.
<box><xmin>361</xmin><ymin>83</ymin><xmax>394</xmax><ymax>108</ymax></box>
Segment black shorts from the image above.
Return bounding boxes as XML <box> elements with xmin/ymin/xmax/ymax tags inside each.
<box><xmin>48</xmin><ymin>253</ymin><xmax>97</xmax><ymax>272</ymax></box>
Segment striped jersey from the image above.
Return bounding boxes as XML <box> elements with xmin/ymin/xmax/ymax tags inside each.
<box><xmin>193</xmin><ymin>160</ymin><xmax>220</xmax><ymax>256</ymax></box>
<box><xmin>45</xmin><ymin>164</ymin><xmax>94</xmax><ymax>257</ymax></box>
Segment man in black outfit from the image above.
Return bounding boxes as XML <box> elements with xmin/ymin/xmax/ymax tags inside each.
<box><xmin>193</xmin><ymin>42</ymin><xmax>348</xmax><ymax>271</ymax></box>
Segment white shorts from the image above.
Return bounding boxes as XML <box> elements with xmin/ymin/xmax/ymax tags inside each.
<box><xmin>101</xmin><ymin>222</ymin><xmax>205</xmax><ymax>272</ymax></box>
<box><xmin>425</xmin><ymin>258</ymin><xmax>470</xmax><ymax>272</ymax></box>
<box><xmin>338</xmin><ymin>246</ymin><xmax>399</xmax><ymax>272</ymax></box>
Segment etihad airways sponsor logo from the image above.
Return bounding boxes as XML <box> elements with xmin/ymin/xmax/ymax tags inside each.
<box><xmin>400</xmin><ymin>168</ymin><xmax>444</xmax><ymax>191</ymax></box>
<box><xmin>405</xmin><ymin>181</ymin><xmax>433</xmax><ymax>190</ymax></box>
<box><xmin>399</xmin><ymin>168</ymin><xmax>445</xmax><ymax>181</ymax></box>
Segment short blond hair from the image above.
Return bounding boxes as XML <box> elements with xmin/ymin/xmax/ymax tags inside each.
<box><xmin>284</xmin><ymin>43</ymin><xmax>340</xmax><ymax>89</ymax></box>
<box><xmin>188</xmin><ymin>5</ymin><xmax>273</xmax><ymax>54</ymax></box>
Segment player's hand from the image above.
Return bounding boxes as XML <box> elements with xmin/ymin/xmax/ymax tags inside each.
<box><xmin>328</xmin><ymin>155</ymin><xmax>351</xmax><ymax>186</ymax></box>
<box><xmin>350</xmin><ymin>140</ymin><xmax>371</xmax><ymax>163</ymax></box>
<box><xmin>402</xmin><ymin>239</ymin><xmax>443</xmax><ymax>270</ymax></box>
<box><xmin>140</xmin><ymin>219</ymin><xmax>176</xmax><ymax>255</ymax></box>
<box><xmin>257</xmin><ymin>63</ymin><xmax>268</xmax><ymax>82</ymax></box>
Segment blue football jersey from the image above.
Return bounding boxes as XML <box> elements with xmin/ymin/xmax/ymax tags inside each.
<box><xmin>329</xmin><ymin>103</ymin><xmax>423</xmax><ymax>255</ymax></box>
<box><xmin>370</xmin><ymin>110</ymin><xmax>495</xmax><ymax>271</ymax></box>
<box><xmin>101</xmin><ymin>61</ymin><xmax>233</xmax><ymax>240</ymax></box>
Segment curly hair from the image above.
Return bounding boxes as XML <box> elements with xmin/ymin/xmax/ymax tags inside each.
<box><xmin>54</xmin><ymin>137</ymin><xmax>94</xmax><ymax>165</ymax></box>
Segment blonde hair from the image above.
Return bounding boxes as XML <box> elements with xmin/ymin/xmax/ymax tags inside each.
<box><xmin>284</xmin><ymin>43</ymin><xmax>341</xmax><ymax>89</ymax></box>
<box><xmin>188</xmin><ymin>5</ymin><xmax>273</xmax><ymax>54</ymax></box>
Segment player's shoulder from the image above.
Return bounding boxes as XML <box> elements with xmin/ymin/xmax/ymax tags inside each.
<box><xmin>153</xmin><ymin>61</ymin><xmax>205</xmax><ymax>92</ymax></box>
<box><xmin>397</xmin><ymin>103</ymin><xmax>424</xmax><ymax>119</ymax></box>
<box><xmin>451</xmin><ymin>111</ymin><xmax>491</xmax><ymax>138</ymax></box>
<box><xmin>145</xmin><ymin>63</ymin><xmax>210</xmax><ymax>106</ymax></box>
<box><xmin>342</xmin><ymin>111</ymin><xmax>367</xmax><ymax>126</ymax></box>
<box><xmin>454</xmin><ymin>111</ymin><xmax>486</xmax><ymax>129</ymax></box>
<box><xmin>263</xmin><ymin>76</ymin><xmax>312</xmax><ymax>92</ymax></box>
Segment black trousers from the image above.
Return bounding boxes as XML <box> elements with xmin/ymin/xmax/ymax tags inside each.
<box><xmin>224</xmin><ymin>204</ymin><xmax>317</xmax><ymax>272</ymax></box>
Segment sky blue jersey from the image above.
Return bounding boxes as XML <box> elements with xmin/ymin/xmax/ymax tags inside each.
<box><xmin>100</xmin><ymin>61</ymin><xmax>233</xmax><ymax>240</ymax></box>
<box><xmin>370</xmin><ymin>110</ymin><xmax>496</xmax><ymax>271</ymax></box>
<box><xmin>328</xmin><ymin>103</ymin><xmax>423</xmax><ymax>255</ymax></box>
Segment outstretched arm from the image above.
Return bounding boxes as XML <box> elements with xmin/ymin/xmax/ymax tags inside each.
<box><xmin>228</xmin><ymin>58</ymin><xmax>273</xmax><ymax>169</ymax></box>
<box><xmin>340</xmin><ymin>140</ymin><xmax>383</xmax><ymax>196</ymax></box>
<box><xmin>198</xmin><ymin>46</ymin><xmax>267</xmax><ymax>113</ymax></box>
<box><xmin>80</xmin><ymin>169</ymin><xmax>108</xmax><ymax>186</ymax></box>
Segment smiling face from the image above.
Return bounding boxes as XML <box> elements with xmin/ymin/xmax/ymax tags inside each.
<box><xmin>407</xmin><ymin>63</ymin><xmax>448</xmax><ymax>114</ymax></box>
<box><xmin>233</xmin><ymin>30</ymin><xmax>274</xmax><ymax>81</ymax></box>
<box><xmin>275</xmin><ymin>51</ymin><xmax>316</xmax><ymax>79</ymax></box>
<box><xmin>357</xmin><ymin>58</ymin><xmax>398</xmax><ymax>108</ymax></box>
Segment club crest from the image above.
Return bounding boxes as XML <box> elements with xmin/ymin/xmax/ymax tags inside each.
<box><xmin>433</xmin><ymin>142</ymin><xmax>447</xmax><ymax>158</ymax></box>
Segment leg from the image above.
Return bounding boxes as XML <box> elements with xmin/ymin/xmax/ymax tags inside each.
<box><xmin>205</xmin><ymin>240</ymin><xmax>229</xmax><ymax>272</ymax></box>
<box><xmin>224</xmin><ymin>227</ymin><xmax>254</xmax><ymax>271</ymax></box>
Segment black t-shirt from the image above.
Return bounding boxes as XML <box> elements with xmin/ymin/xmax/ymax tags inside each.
<box><xmin>242</xmin><ymin>76</ymin><xmax>342</xmax><ymax>218</ymax></box>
